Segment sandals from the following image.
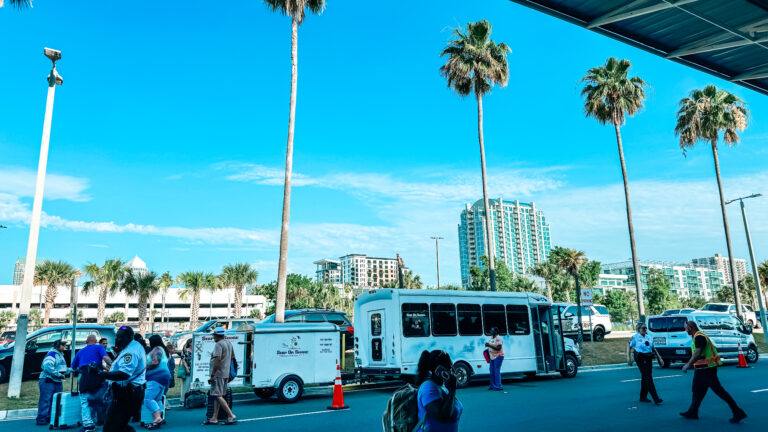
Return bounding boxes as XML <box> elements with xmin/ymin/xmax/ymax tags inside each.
<box><xmin>222</xmin><ymin>419</ymin><xmax>238</xmax><ymax>426</ymax></box>
<box><xmin>202</xmin><ymin>420</ymin><xmax>219</xmax><ymax>426</ymax></box>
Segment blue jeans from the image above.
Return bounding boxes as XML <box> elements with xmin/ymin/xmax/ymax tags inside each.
<box><xmin>79</xmin><ymin>384</ymin><xmax>107</xmax><ymax>427</ymax></box>
<box><xmin>489</xmin><ymin>355</ymin><xmax>504</xmax><ymax>390</ymax></box>
<box><xmin>143</xmin><ymin>381</ymin><xmax>166</xmax><ymax>415</ymax></box>
<box><xmin>36</xmin><ymin>379</ymin><xmax>63</xmax><ymax>424</ymax></box>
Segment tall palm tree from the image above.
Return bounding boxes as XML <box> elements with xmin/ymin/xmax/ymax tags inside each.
<box><xmin>552</xmin><ymin>247</ymin><xmax>587</xmax><ymax>344</ymax></box>
<box><xmin>177</xmin><ymin>271</ymin><xmax>206</xmax><ymax>328</ymax></box>
<box><xmin>120</xmin><ymin>271</ymin><xmax>159</xmax><ymax>335</ymax></box>
<box><xmin>156</xmin><ymin>272</ymin><xmax>174</xmax><ymax>329</ymax></box>
<box><xmin>675</xmin><ymin>85</ymin><xmax>749</xmax><ymax>317</ymax></box>
<box><xmin>263</xmin><ymin>0</ymin><xmax>326</xmax><ymax>323</ymax></box>
<box><xmin>531</xmin><ymin>261</ymin><xmax>559</xmax><ymax>301</ymax></box>
<box><xmin>205</xmin><ymin>273</ymin><xmax>220</xmax><ymax>320</ymax></box>
<box><xmin>1</xmin><ymin>1</ymin><xmax>31</xmax><ymax>8</ymax></box>
<box><xmin>221</xmin><ymin>263</ymin><xmax>259</xmax><ymax>318</ymax></box>
<box><xmin>440</xmin><ymin>20</ymin><xmax>510</xmax><ymax>291</ymax></box>
<box><xmin>34</xmin><ymin>260</ymin><xmax>77</xmax><ymax>326</ymax></box>
<box><xmin>83</xmin><ymin>259</ymin><xmax>126</xmax><ymax>325</ymax></box>
<box><xmin>581</xmin><ymin>57</ymin><xmax>648</xmax><ymax>320</ymax></box>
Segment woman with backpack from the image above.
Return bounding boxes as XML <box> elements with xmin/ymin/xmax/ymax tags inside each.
<box><xmin>144</xmin><ymin>335</ymin><xmax>171</xmax><ymax>429</ymax></box>
<box><xmin>416</xmin><ymin>350</ymin><xmax>463</xmax><ymax>432</ymax></box>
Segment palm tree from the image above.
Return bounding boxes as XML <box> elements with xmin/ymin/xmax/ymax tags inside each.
<box><xmin>530</xmin><ymin>261</ymin><xmax>559</xmax><ymax>301</ymax></box>
<box><xmin>263</xmin><ymin>0</ymin><xmax>326</xmax><ymax>323</ymax></box>
<box><xmin>581</xmin><ymin>57</ymin><xmax>648</xmax><ymax>320</ymax></box>
<box><xmin>205</xmin><ymin>273</ymin><xmax>220</xmax><ymax>320</ymax></box>
<box><xmin>1</xmin><ymin>1</ymin><xmax>31</xmax><ymax>8</ymax></box>
<box><xmin>552</xmin><ymin>247</ymin><xmax>587</xmax><ymax>344</ymax></box>
<box><xmin>83</xmin><ymin>259</ymin><xmax>126</xmax><ymax>325</ymax></box>
<box><xmin>34</xmin><ymin>260</ymin><xmax>77</xmax><ymax>326</ymax></box>
<box><xmin>120</xmin><ymin>271</ymin><xmax>159</xmax><ymax>335</ymax></box>
<box><xmin>221</xmin><ymin>263</ymin><xmax>259</xmax><ymax>318</ymax></box>
<box><xmin>675</xmin><ymin>85</ymin><xmax>749</xmax><ymax>317</ymax></box>
<box><xmin>440</xmin><ymin>20</ymin><xmax>510</xmax><ymax>291</ymax></box>
<box><xmin>177</xmin><ymin>271</ymin><xmax>206</xmax><ymax>327</ymax></box>
<box><xmin>156</xmin><ymin>272</ymin><xmax>174</xmax><ymax>328</ymax></box>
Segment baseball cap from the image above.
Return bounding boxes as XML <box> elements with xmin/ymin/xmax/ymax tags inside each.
<box><xmin>213</xmin><ymin>327</ymin><xmax>226</xmax><ymax>335</ymax></box>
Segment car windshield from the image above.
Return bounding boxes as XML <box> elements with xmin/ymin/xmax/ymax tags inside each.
<box><xmin>648</xmin><ymin>316</ymin><xmax>687</xmax><ymax>333</ymax></box>
<box><xmin>702</xmin><ymin>304</ymin><xmax>729</xmax><ymax>312</ymax></box>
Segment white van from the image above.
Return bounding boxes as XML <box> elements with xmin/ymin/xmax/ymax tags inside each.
<box><xmin>354</xmin><ymin>289</ymin><xmax>582</xmax><ymax>388</ymax></box>
<box><xmin>647</xmin><ymin>312</ymin><xmax>759</xmax><ymax>366</ymax></box>
<box><xmin>552</xmin><ymin>303</ymin><xmax>613</xmax><ymax>341</ymax></box>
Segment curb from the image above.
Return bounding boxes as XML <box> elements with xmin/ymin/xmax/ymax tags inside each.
<box><xmin>0</xmin><ymin>408</ymin><xmax>38</xmax><ymax>421</ymax></box>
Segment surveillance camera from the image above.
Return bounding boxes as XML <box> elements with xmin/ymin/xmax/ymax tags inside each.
<box><xmin>44</xmin><ymin>48</ymin><xmax>62</xmax><ymax>62</ymax></box>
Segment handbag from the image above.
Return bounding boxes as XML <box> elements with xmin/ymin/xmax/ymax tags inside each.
<box><xmin>177</xmin><ymin>365</ymin><xmax>187</xmax><ymax>379</ymax></box>
<box><xmin>483</xmin><ymin>349</ymin><xmax>491</xmax><ymax>364</ymax></box>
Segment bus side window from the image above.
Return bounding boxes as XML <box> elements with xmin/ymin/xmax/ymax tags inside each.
<box><xmin>457</xmin><ymin>304</ymin><xmax>482</xmax><ymax>336</ymax></box>
<box><xmin>402</xmin><ymin>303</ymin><xmax>430</xmax><ymax>337</ymax></box>
<box><xmin>506</xmin><ymin>305</ymin><xmax>530</xmax><ymax>335</ymax></box>
<box><xmin>431</xmin><ymin>304</ymin><xmax>457</xmax><ymax>336</ymax></box>
<box><xmin>482</xmin><ymin>304</ymin><xmax>507</xmax><ymax>336</ymax></box>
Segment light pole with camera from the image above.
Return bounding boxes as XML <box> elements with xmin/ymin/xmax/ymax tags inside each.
<box><xmin>7</xmin><ymin>48</ymin><xmax>63</xmax><ymax>398</ymax></box>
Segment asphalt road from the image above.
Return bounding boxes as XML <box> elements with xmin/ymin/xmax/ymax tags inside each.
<box><xmin>4</xmin><ymin>359</ymin><xmax>767</xmax><ymax>432</ymax></box>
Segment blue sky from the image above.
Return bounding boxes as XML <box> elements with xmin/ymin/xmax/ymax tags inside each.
<box><xmin>1</xmin><ymin>1</ymin><xmax>767</xmax><ymax>287</ymax></box>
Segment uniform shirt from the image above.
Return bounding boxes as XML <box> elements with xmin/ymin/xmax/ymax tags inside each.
<box><xmin>40</xmin><ymin>349</ymin><xmax>67</xmax><ymax>382</ymax></box>
<box><xmin>72</xmin><ymin>344</ymin><xmax>107</xmax><ymax>370</ymax></box>
<box><xmin>629</xmin><ymin>332</ymin><xmax>654</xmax><ymax>354</ymax></box>
<box><xmin>487</xmin><ymin>335</ymin><xmax>504</xmax><ymax>360</ymax></box>
<box><xmin>110</xmin><ymin>340</ymin><xmax>147</xmax><ymax>386</ymax></box>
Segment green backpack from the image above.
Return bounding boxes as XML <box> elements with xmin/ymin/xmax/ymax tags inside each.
<box><xmin>382</xmin><ymin>384</ymin><xmax>425</xmax><ymax>432</ymax></box>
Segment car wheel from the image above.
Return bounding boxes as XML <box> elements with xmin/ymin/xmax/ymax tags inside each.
<box><xmin>452</xmin><ymin>362</ymin><xmax>471</xmax><ymax>388</ymax></box>
<box><xmin>592</xmin><ymin>327</ymin><xmax>605</xmax><ymax>342</ymax></box>
<box><xmin>276</xmin><ymin>376</ymin><xmax>303</xmax><ymax>403</ymax></box>
<box><xmin>746</xmin><ymin>345</ymin><xmax>759</xmax><ymax>364</ymax></box>
<box><xmin>559</xmin><ymin>354</ymin><xmax>578</xmax><ymax>378</ymax></box>
<box><xmin>253</xmin><ymin>388</ymin><xmax>276</xmax><ymax>399</ymax></box>
<box><xmin>0</xmin><ymin>364</ymin><xmax>7</xmax><ymax>384</ymax></box>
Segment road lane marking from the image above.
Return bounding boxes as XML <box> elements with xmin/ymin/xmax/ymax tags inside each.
<box><xmin>752</xmin><ymin>388</ymin><xmax>768</xmax><ymax>393</ymax></box>
<box><xmin>238</xmin><ymin>410</ymin><xmax>339</xmax><ymax>422</ymax></box>
<box><xmin>580</xmin><ymin>366</ymin><xmax>634</xmax><ymax>373</ymax></box>
<box><xmin>620</xmin><ymin>374</ymin><xmax>681</xmax><ymax>383</ymax></box>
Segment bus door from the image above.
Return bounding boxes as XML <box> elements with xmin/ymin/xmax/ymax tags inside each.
<box><xmin>530</xmin><ymin>306</ymin><xmax>546</xmax><ymax>373</ymax></box>
<box><xmin>545</xmin><ymin>305</ymin><xmax>567</xmax><ymax>372</ymax></box>
<box><xmin>368</xmin><ymin>310</ymin><xmax>385</xmax><ymax>365</ymax></box>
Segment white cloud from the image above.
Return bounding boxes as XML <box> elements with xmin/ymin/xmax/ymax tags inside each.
<box><xmin>0</xmin><ymin>167</ymin><xmax>91</xmax><ymax>202</ymax></box>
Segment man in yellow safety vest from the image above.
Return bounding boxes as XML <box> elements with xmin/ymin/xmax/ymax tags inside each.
<box><xmin>680</xmin><ymin>320</ymin><xmax>746</xmax><ymax>423</ymax></box>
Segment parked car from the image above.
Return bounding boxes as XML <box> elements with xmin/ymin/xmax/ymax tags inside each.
<box><xmin>647</xmin><ymin>311</ymin><xmax>758</xmax><ymax>367</ymax></box>
<box><xmin>0</xmin><ymin>325</ymin><xmax>117</xmax><ymax>383</ymax></box>
<box><xmin>701</xmin><ymin>303</ymin><xmax>759</xmax><ymax>328</ymax></box>
<box><xmin>261</xmin><ymin>309</ymin><xmax>354</xmax><ymax>348</ymax></box>
<box><xmin>662</xmin><ymin>308</ymin><xmax>696</xmax><ymax>315</ymax></box>
<box><xmin>553</xmin><ymin>303</ymin><xmax>613</xmax><ymax>342</ymax></box>
<box><xmin>170</xmin><ymin>318</ymin><xmax>259</xmax><ymax>351</ymax></box>
<box><xmin>0</xmin><ymin>331</ymin><xmax>16</xmax><ymax>345</ymax></box>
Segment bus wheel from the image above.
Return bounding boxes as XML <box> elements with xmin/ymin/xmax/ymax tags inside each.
<box><xmin>559</xmin><ymin>354</ymin><xmax>578</xmax><ymax>378</ymax></box>
<box><xmin>452</xmin><ymin>362</ymin><xmax>471</xmax><ymax>388</ymax></box>
<box><xmin>253</xmin><ymin>388</ymin><xmax>276</xmax><ymax>399</ymax></box>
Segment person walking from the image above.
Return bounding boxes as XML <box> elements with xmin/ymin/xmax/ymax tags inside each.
<box><xmin>35</xmin><ymin>340</ymin><xmax>69</xmax><ymax>425</ymax></box>
<box><xmin>143</xmin><ymin>335</ymin><xmax>171</xmax><ymax>430</ymax></box>
<box><xmin>178</xmin><ymin>339</ymin><xmax>193</xmax><ymax>404</ymax></box>
<box><xmin>628</xmin><ymin>323</ymin><xmax>662</xmax><ymax>404</ymax></box>
<box><xmin>415</xmin><ymin>350</ymin><xmax>463</xmax><ymax>432</ymax></box>
<box><xmin>203</xmin><ymin>328</ymin><xmax>236</xmax><ymax>426</ymax></box>
<box><xmin>91</xmin><ymin>326</ymin><xmax>146</xmax><ymax>432</ymax></box>
<box><xmin>99</xmin><ymin>337</ymin><xmax>114</xmax><ymax>369</ymax></box>
<box><xmin>485</xmin><ymin>327</ymin><xmax>504</xmax><ymax>391</ymax></box>
<box><xmin>165</xmin><ymin>344</ymin><xmax>176</xmax><ymax>398</ymax></box>
<box><xmin>680</xmin><ymin>320</ymin><xmax>747</xmax><ymax>423</ymax></box>
<box><xmin>72</xmin><ymin>335</ymin><xmax>111</xmax><ymax>431</ymax></box>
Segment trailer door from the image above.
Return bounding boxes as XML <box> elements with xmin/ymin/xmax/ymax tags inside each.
<box><xmin>368</xmin><ymin>310</ymin><xmax>385</xmax><ymax>365</ymax></box>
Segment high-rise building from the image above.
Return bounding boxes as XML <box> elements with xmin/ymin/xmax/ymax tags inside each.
<box><xmin>339</xmin><ymin>254</ymin><xmax>400</xmax><ymax>288</ymax></box>
<box><xmin>600</xmin><ymin>260</ymin><xmax>725</xmax><ymax>299</ymax></box>
<box><xmin>692</xmin><ymin>253</ymin><xmax>748</xmax><ymax>286</ymax></box>
<box><xmin>314</xmin><ymin>259</ymin><xmax>341</xmax><ymax>285</ymax></box>
<box><xmin>13</xmin><ymin>257</ymin><xmax>45</xmax><ymax>285</ymax></box>
<box><xmin>458</xmin><ymin>198</ymin><xmax>552</xmax><ymax>289</ymax></box>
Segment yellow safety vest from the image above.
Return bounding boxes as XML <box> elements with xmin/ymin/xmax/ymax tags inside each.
<box><xmin>691</xmin><ymin>331</ymin><xmax>722</xmax><ymax>369</ymax></box>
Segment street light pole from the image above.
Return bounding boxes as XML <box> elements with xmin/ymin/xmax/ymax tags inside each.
<box><xmin>726</xmin><ymin>193</ymin><xmax>768</xmax><ymax>342</ymax></box>
<box><xmin>431</xmin><ymin>236</ymin><xmax>443</xmax><ymax>289</ymax></box>
<box><xmin>8</xmin><ymin>48</ymin><xmax>63</xmax><ymax>398</ymax></box>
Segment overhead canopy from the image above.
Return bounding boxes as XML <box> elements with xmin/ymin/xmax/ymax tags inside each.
<box><xmin>509</xmin><ymin>0</ymin><xmax>768</xmax><ymax>96</ymax></box>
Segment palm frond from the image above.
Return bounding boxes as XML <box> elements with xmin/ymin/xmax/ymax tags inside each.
<box><xmin>580</xmin><ymin>57</ymin><xmax>647</xmax><ymax>126</ymax></box>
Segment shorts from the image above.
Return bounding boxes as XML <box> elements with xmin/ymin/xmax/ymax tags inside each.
<box><xmin>210</xmin><ymin>378</ymin><xmax>229</xmax><ymax>397</ymax></box>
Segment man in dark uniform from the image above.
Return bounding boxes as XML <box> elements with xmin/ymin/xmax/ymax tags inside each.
<box><xmin>90</xmin><ymin>326</ymin><xmax>147</xmax><ymax>432</ymax></box>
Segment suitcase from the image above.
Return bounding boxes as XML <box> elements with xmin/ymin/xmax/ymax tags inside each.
<box><xmin>184</xmin><ymin>390</ymin><xmax>206</xmax><ymax>409</ymax></box>
<box><xmin>50</xmin><ymin>377</ymin><xmax>81</xmax><ymax>430</ymax></box>
<box><xmin>206</xmin><ymin>388</ymin><xmax>233</xmax><ymax>420</ymax></box>
<box><xmin>140</xmin><ymin>395</ymin><xmax>166</xmax><ymax>427</ymax></box>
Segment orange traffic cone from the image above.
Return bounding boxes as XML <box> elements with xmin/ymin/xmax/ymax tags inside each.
<box><xmin>737</xmin><ymin>341</ymin><xmax>748</xmax><ymax>368</ymax></box>
<box><xmin>328</xmin><ymin>360</ymin><xmax>349</xmax><ymax>410</ymax></box>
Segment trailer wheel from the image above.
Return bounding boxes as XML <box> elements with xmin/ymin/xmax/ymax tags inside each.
<box><xmin>559</xmin><ymin>354</ymin><xmax>578</xmax><ymax>378</ymax></box>
<box><xmin>452</xmin><ymin>362</ymin><xmax>471</xmax><ymax>388</ymax></box>
<box><xmin>276</xmin><ymin>376</ymin><xmax>303</xmax><ymax>403</ymax></box>
<box><xmin>253</xmin><ymin>388</ymin><xmax>276</xmax><ymax>399</ymax></box>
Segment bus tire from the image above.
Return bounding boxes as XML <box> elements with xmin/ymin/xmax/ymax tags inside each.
<box><xmin>452</xmin><ymin>362</ymin><xmax>471</xmax><ymax>388</ymax></box>
<box><xmin>560</xmin><ymin>354</ymin><xmax>578</xmax><ymax>378</ymax></box>
<box><xmin>276</xmin><ymin>376</ymin><xmax>303</xmax><ymax>403</ymax></box>
<box><xmin>592</xmin><ymin>327</ymin><xmax>605</xmax><ymax>342</ymax></box>
<box><xmin>253</xmin><ymin>388</ymin><xmax>276</xmax><ymax>399</ymax></box>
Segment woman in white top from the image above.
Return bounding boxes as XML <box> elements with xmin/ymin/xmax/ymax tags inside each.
<box><xmin>485</xmin><ymin>327</ymin><xmax>504</xmax><ymax>391</ymax></box>
<box><xmin>628</xmin><ymin>323</ymin><xmax>663</xmax><ymax>404</ymax></box>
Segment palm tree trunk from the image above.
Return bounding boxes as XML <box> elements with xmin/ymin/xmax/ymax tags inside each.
<box><xmin>138</xmin><ymin>296</ymin><xmax>147</xmax><ymax>336</ymax></box>
<box><xmin>475</xmin><ymin>91</ymin><xmax>496</xmax><ymax>291</ymax></box>
<box><xmin>275</xmin><ymin>15</ymin><xmax>299</xmax><ymax>323</ymax></box>
<box><xmin>614</xmin><ymin>122</ymin><xmax>646</xmax><ymax>321</ymax></box>
<box><xmin>148</xmin><ymin>294</ymin><xmax>154</xmax><ymax>333</ymax></box>
<box><xmin>97</xmin><ymin>287</ymin><xmax>107</xmax><ymax>325</ymax></box>
<box><xmin>43</xmin><ymin>284</ymin><xmax>55</xmax><ymax>326</ymax></box>
<box><xmin>234</xmin><ymin>285</ymin><xmax>243</xmax><ymax>318</ymax></box>
<box><xmin>545</xmin><ymin>280</ymin><xmax>552</xmax><ymax>301</ymax></box>
<box><xmin>711</xmin><ymin>140</ymin><xmax>743</xmax><ymax>316</ymax></box>
<box><xmin>574</xmin><ymin>274</ymin><xmax>583</xmax><ymax>346</ymax></box>
<box><xmin>190</xmin><ymin>290</ymin><xmax>200</xmax><ymax>328</ymax></box>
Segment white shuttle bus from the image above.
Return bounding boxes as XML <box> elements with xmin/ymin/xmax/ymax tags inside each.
<box><xmin>354</xmin><ymin>289</ymin><xmax>582</xmax><ymax>387</ymax></box>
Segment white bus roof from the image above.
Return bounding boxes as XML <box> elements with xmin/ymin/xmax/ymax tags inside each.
<box><xmin>356</xmin><ymin>289</ymin><xmax>551</xmax><ymax>305</ymax></box>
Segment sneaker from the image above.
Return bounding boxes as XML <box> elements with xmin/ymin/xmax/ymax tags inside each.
<box><xmin>639</xmin><ymin>398</ymin><xmax>652</xmax><ymax>403</ymax></box>
<box><xmin>680</xmin><ymin>411</ymin><xmax>698</xmax><ymax>420</ymax></box>
<box><xmin>654</xmin><ymin>399</ymin><xmax>663</xmax><ymax>405</ymax></box>
<box><xmin>729</xmin><ymin>409</ymin><xmax>747</xmax><ymax>424</ymax></box>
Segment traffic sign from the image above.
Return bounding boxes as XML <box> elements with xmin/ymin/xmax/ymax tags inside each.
<box><xmin>581</xmin><ymin>288</ymin><xmax>593</xmax><ymax>306</ymax></box>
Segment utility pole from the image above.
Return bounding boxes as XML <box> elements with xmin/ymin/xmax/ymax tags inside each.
<box><xmin>8</xmin><ymin>48</ymin><xmax>63</xmax><ymax>398</ymax></box>
<box><xmin>431</xmin><ymin>236</ymin><xmax>443</xmax><ymax>289</ymax></box>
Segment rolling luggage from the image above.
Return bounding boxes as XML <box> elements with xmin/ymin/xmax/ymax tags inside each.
<box><xmin>184</xmin><ymin>389</ymin><xmax>206</xmax><ymax>409</ymax></box>
<box><xmin>140</xmin><ymin>395</ymin><xmax>166</xmax><ymax>428</ymax></box>
<box><xmin>206</xmin><ymin>388</ymin><xmax>233</xmax><ymax>420</ymax></box>
<box><xmin>49</xmin><ymin>377</ymin><xmax>81</xmax><ymax>430</ymax></box>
